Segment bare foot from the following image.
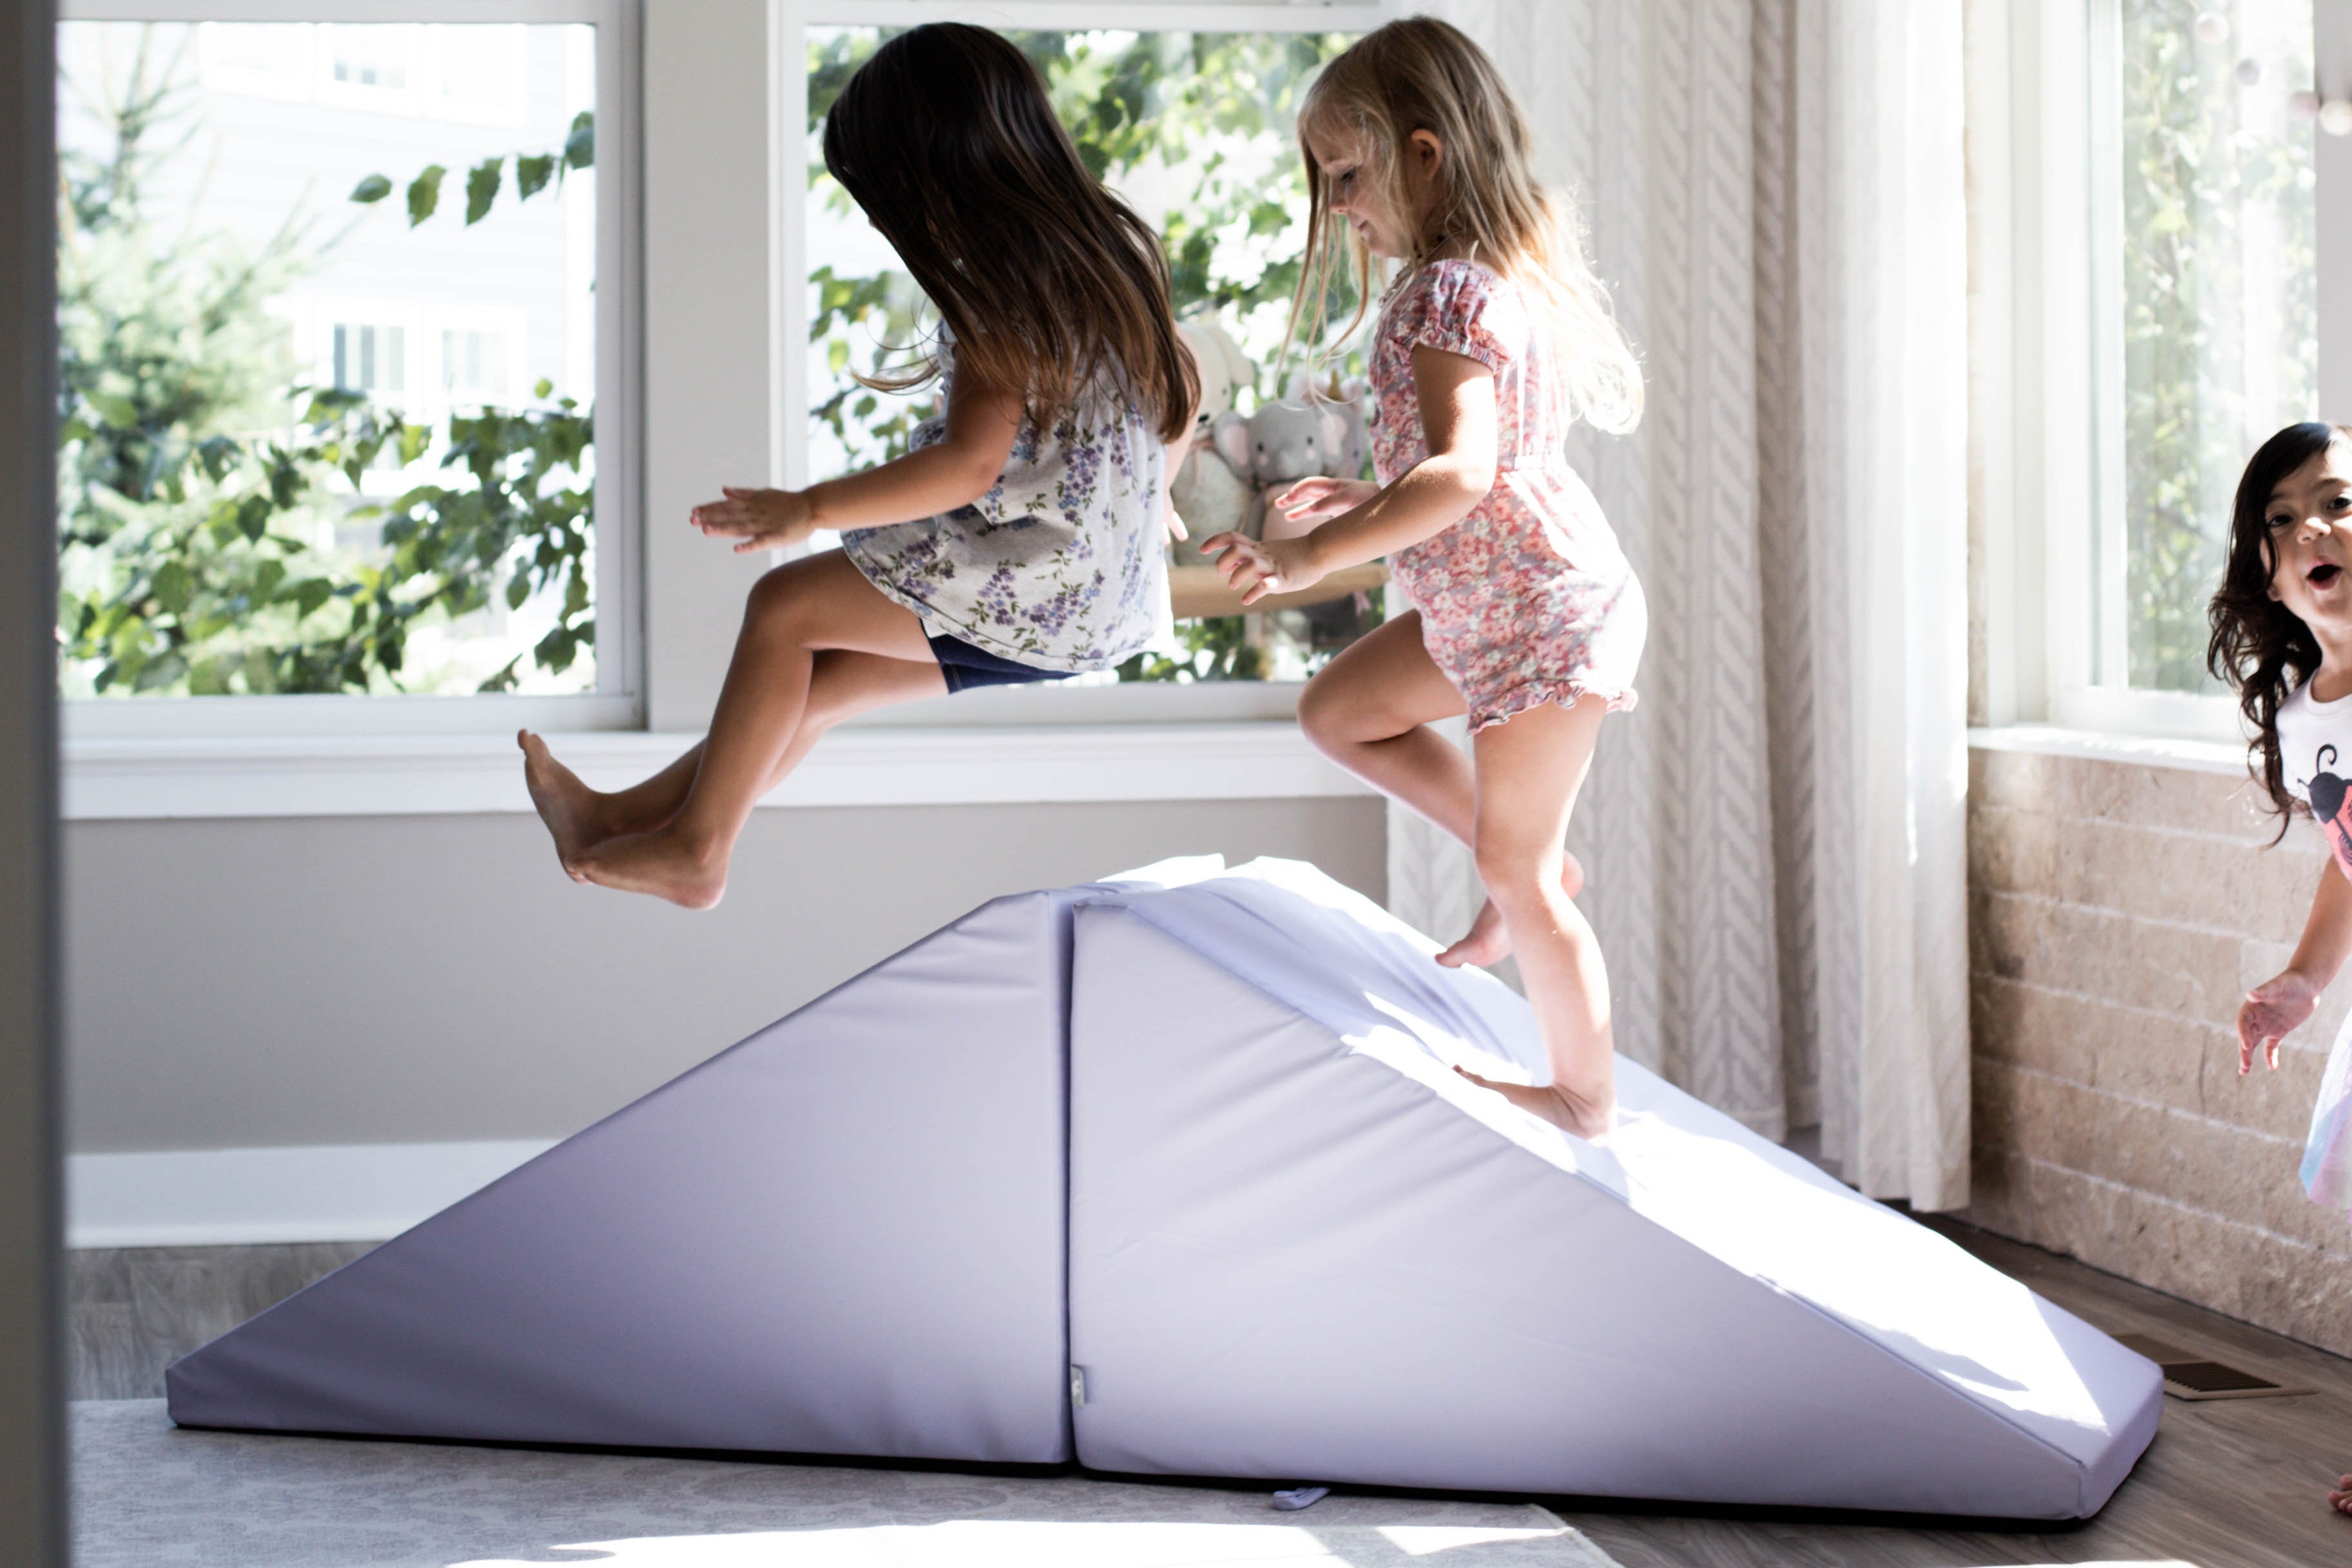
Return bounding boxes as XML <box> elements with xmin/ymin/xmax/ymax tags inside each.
<box><xmin>1436</xmin><ymin>852</ymin><xmax>1586</xmax><ymax>969</ymax></box>
<box><xmin>1453</xmin><ymin>1066</ymin><xmax>1613</xmax><ymax>1141</ymax></box>
<box><xmin>2331</xmin><ymin>1474</ymin><xmax>2352</xmax><ymax>1516</ymax></box>
<box><xmin>572</xmin><ymin>823</ymin><xmax>728</xmax><ymax>910</ymax></box>
<box><xmin>519</xmin><ymin>729</ymin><xmax>601</xmax><ymax>883</ymax></box>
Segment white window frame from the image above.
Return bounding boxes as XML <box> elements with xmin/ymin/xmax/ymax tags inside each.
<box><xmin>56</xmin><ymin>0</ymin><xmax>645</xmax><ymax>741</ymax></box>
<box><xmin>1979</xmin><ymin>0</ymin><xmax>2349</xmax><ymax>749</ymax></box>
<box><xmin>59</xmin><ymin>0</ymin><xmax>1389</xmax><ymax>816</ymax></box>
<box><xmin>769</xmin><ymin>0</ymin><xmax>1384</xmax><ymax>729</ymax></box>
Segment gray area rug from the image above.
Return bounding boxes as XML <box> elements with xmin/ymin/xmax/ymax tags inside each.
<box><xmin>74</xmin><ymin>1401</ymin><xmax>1623</xmax><ymax>1567</ymax></box>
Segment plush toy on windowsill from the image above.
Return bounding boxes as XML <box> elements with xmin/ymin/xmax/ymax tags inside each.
<box><xmin>1209</xmin><ymin>371</ymin><xmax>1371</xmax><ymax>544</ymax></box>
<box><xmin>1170</xmin><ymin>318</ymin><xmax>1257</xmax><ymax>545</ymax></box>
<box><xmin>1166</xmin><ymin>326</ymin><xmax>1383</xmax><ymax>621</ymax></box>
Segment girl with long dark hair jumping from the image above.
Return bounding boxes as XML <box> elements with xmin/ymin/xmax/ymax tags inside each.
<box><xmin>519</xmin><ymin>24</ymin><xmax>1197</xmax><ymax>908</ymax></box>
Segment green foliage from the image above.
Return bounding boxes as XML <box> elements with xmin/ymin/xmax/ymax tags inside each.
<box><xmin>56</xmin><ymin>31</ymin><xmax>302</xmax><ymax>520</ymax></box>
<box><xmin>60</xmin><ymin>387</ymin><xmax>594</xmax><ymax>696</ymax></box>
<box><xmin>465</xmin><ymin>158</ymin><xmax>503</xmax><ymax>226</ymax></box>
<box><xmin>405</xmin><ymin>163</ymin><xmax>447</xmax><ymax>227</ymax></box>
<box><xmin>804</xmin><ymin>26</ymin><xmax>1362</xmax><ymax>683</ymax></box>
<box><xmin>1116</xmin><ymin>616</ymin><xmax>1267</xmax><ymax>683</ymax></box>
<box><xmin>56</xmin><ymin>26</ymin><xmax>596</xmax><ymax>698</ymax></box>
<box><xmin>356</xmin><ymin>108</ymin><xmax>595</xmax><ymax>229</ymax></box>
<box><xmin>2119</xmin><ymin>1</ymin><xmax>2317</xmax><ymax>691</ymax></box>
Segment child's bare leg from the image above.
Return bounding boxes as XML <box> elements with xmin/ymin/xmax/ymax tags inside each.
<box><xmin>522</xmin><ymin>649</ymin><xmax>945</xmax><ymax>875</ymax></box>
<box><xmin>1297</xmin><ymin>612</ymin><xmax>1582</xmax><ymax>966</ymax></box>
<box><xmin>572</xmin><ymin>553</ymin><xmax>934</xmax><ymax>907</ymax></box>
<box><xmin>1453</xmin><ymin>694</ymin><xmax>1614</xmax><ymax>1139</ymax></box>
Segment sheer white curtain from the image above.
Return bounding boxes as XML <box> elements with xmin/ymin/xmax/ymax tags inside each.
<box><xmin>1380</xmin><ymin>0</ymin><xmax>1970</xmax><ymax>1208</ymax></box>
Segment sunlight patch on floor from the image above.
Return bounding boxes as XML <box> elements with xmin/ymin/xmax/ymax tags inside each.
<box><xmin>451</xmin><ymin>1518</ymin><xmax>1578</xmax><ymax>1567</ymax></box>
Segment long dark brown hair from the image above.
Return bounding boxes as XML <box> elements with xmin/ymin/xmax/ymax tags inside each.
<box><xmin>2208</xmin><ymin>420</ymin><xmax>2352</xmax><ymax>825</ymax></box>
<box><xmin>821</xmin><ymin>24</ymin><xmax>1197</xmax><ymax>443</ymax></box>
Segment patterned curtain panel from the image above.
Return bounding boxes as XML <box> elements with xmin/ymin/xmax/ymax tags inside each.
<box><xmin>1386</xmin><ymin>0</ymin><xmax>1970</xmax><ymax>1210</ymax></box>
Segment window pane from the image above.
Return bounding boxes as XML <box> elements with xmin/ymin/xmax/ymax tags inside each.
<box><xmin>2117</xmin><ymin>0</ymin><xmax>2317</xmax><ymax>691</ymax></box>
<box><xmin>55</xmin><ymin>20</ymin><xmax>599</xmax><ymax>700</ymax></box>
<box><xmin>804</xmin><ymin>27</ymin><xmax>1375</xmax><ymax>685</ymax></box>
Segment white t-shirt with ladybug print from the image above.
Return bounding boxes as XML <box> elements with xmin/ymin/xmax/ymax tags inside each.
<box><xmin>2276</xmin><ymin>676</ymin><xmax>2352</xmax><ymax>876</ymax></box>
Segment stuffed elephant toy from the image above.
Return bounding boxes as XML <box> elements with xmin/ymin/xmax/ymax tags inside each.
<box><xmin>1208</xmin><ymin>375</ymin><xmax>1371</xmax><ymax>540</ymax></box>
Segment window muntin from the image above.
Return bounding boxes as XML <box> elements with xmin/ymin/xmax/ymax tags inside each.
<box><xmin>798</xmin><ymin>21</ymin><xmax>1376</xmax><ymax>687</ymax></box>
<box><xmin>55</xmin><ymin>16</ymin><xmax>607</xmax><ymax>704</ymax></box>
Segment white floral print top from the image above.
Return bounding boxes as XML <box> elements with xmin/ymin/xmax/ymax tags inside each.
<box><xmin>839</xmin><ymin>334</ymin><xmax>1171</xmax><ymax>673</ymax></box>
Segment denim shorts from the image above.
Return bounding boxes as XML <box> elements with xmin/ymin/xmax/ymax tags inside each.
<box><xmin>928</xmin><ymin>630</ymin><xmax>1075</xmax><ymax>694</ymax></box>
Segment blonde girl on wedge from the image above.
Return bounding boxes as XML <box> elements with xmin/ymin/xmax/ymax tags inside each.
<box><xmin>1202</xmin><ymin>17</ymin><xmax>1643</xmax><ymax>1139</ymax></box>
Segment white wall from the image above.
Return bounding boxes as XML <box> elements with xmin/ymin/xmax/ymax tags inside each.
<box><xmin>643</xmin><ymin>0</ymin><xmax>770</xmax><ymax>730</ymax></box>
<box><xmin>65</xmin><ymin>798</ymin><xmax>1383</xmax><ymax>1152</ymax></box>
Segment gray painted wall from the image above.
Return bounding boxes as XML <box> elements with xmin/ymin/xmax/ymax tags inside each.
<box><xmin>66</xmin><ymin>799</ymin><xmax>1384</xmax><ymax>1152</ymax></box>
<box><xmin>1</xmin><ymin>0</ymin><xmax>63</xmax><ymax>1557</ymax></box>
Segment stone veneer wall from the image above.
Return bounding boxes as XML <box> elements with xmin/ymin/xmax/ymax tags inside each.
<box><xmin>1966</xmin><ymin>742</ymin><xmax>2352</xmax><ymax>1356</ymax></box>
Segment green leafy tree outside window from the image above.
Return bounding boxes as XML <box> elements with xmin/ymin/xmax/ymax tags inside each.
<box><xmin>55</xmin><ymin>26</ymin><xmax>598</xmax><ymax>698</ymax></box>
<box><xmin>2118</xmin><ymin>1</ymin><xmax>2316</xmax><ymax>692</ymax></box>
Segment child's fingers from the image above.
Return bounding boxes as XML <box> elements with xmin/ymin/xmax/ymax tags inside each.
<box><xmin>699</xmin><ymin>509</ymin><xmax>766</xmax><ymax>538</ymax></box>
<box><xmin>2243</xmin><ymin>1030</ymin><xmax>2269</xmax><ymax>1076</ymax></box>
<box><xmin>2238</xmin><ymin>1009</ymin><xmax>2262</xmax><ymax>1075</ymax></box>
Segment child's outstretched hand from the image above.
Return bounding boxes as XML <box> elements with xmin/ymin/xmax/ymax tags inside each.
<box><xmin>1200</xmin><ymin>530</ymin><xmax>1325</xmax><ymax>606</ymax></box>
<box><xmin>691</xmin><ymin>486</ymin><xmax>818</xmax><ymax>553</ymax></box>
<box><xmin>1271</xmin><ymin>476</ymin><xmax>1378</xmax><ymax>537</ymax></box>
<box><xmin>2238</xmin><ymin>968</ymin><xmax>2320</xmax><ymax>1074</ymax></box>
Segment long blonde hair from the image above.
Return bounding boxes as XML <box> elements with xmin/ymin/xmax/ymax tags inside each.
<box><xmin>1287</xmin><ymin>17</ymin><xmax>1642</xmax><ymax>435</ymax></box>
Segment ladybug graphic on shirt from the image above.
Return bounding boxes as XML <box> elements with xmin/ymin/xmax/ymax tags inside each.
<box><xmin>2302</xmin><ymin>745</ymin><xmax>2352</xmax><ymax>876</ymax></box>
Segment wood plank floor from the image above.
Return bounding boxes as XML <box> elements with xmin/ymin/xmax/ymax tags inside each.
<box><xmin>70</xmin><ymin>1221</ymin><xmax>2352</xmax><ymax>1565</ymax></box>
<box><xmin>1563</xmin><ymin>1219</ymin><xmax>2352</xmax><ymax>1568</ymax></box>
<box><xmin>70</xmin><ymin>1241</ymin><xmax>372</xmax><ymax>1401</ymax></box>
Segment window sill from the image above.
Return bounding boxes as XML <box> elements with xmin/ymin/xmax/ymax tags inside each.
<box><xmin>62</xmin><ymin>721</ymin><xmax>1375</xmax><ymax>821</ymax></box>
<box><xmin>1968</xmin><ymin>723</ymin><xmax>2246</xmax><ymax>778</ymax></box>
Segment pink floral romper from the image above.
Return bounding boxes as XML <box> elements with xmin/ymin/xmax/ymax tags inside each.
<box><xmin>1370</xmin><ymin>259</ymin><xmax>1645</xmax><ymax>731</ymax></box>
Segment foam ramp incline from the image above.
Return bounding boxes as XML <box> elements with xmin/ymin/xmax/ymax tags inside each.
<box><xmin>1066</xmin><ymin>859</ymin><xmax>2161</xmax><ymax>1518</ymax></box>
<box><xmin>165</xmin><ymin>879</ymin><xmax>1142</xmax><ymax>1463</ymax></box>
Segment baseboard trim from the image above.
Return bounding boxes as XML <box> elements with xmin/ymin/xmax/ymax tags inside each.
<box><xmin>66</xmin><ymin>1139</ymin><xmax>558</xmax><ymax>1249</ymax></box>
